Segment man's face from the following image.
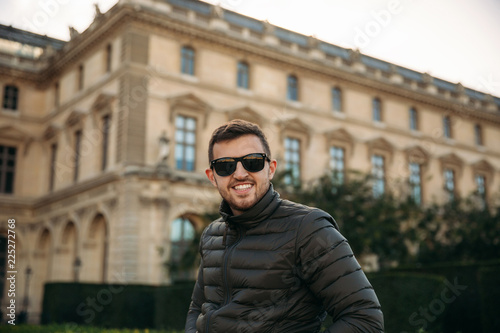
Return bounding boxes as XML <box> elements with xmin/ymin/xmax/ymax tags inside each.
<box><xmin>206</xmin><ymin>134</ymin><xmax>277</xmax><ymax>216</ymax></box>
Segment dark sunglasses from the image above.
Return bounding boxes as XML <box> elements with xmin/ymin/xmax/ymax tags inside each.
<box><xmin>210</xmin><ymin>153</ymin><xmax>270</xmax><ymax>177</ymax></box>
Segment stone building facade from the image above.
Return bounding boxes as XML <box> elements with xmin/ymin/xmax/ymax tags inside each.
<box><xmin>1</xmin><ymin>0</ymin><xmax>499</xmax><ymax>323</ymax></box>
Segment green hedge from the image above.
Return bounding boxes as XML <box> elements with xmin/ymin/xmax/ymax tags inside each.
<box><xmin>479</xmin><ymin>266</ymin><xmax>500</xmax><ymax>332</ymax></box>
<box><xmin>42</xmin><ymin>282</ymin><xmax>195</xmax><ymax>330</ymax></box>
<box><xmin>2</xmin><ymin>324</ymin><xmax>182</xmax><ymax>332</ymax></box>
<box><xmin>43</xmin><ymin>263</ymin><xmax>500</xmax><ymax>332</ymax></box>
<box><xmin>392</xmin><ymin>260</ymin><xmax>500</xmax><ymax>333</ymax></box>
<box><xmin>155</xmin><ymin>282</ymin><xmax>196</xmax><ymax>330</ymax></box>
<box><xmin>368</xmin><ymin>273</ymin><xmax>446</xmax><ymax>333</ymax></box>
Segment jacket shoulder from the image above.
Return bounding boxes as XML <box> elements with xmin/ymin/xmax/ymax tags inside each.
<box><xmin>276</xmin><ymin>199</ymin><xmax>339</xmax><ymax>231</ymax></box>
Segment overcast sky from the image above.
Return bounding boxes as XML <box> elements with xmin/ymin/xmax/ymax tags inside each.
<box><xmin>1</xmin><ymin>0</ymin><xmax>499</xmax><ymax>97</ymax></box>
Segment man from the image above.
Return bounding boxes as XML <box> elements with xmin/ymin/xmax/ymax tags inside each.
<box><xmin>185</xmin><ymin>119</ymin><xmax>384</xmax><ymax>332</ymax></box>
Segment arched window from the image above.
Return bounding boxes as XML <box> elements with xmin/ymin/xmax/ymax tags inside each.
<box><xmin>170</xmin><ymin>217</ymin><xmax>196</xmax><ymax>280</ymax></box>
<box><xmin>181</xmin><ymin>46</ymin><xmax>195</xmax><ymax>75</ymax></box>
<box><xmin>170</xmin><ymin>217</ymin><xmax>195</xmax><ymax>262</ymax></box>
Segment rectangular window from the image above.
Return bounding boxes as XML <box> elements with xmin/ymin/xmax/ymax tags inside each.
<box><xmin>284</xmin><ymin>137</ymin><xmax>301</xmax><ymax>185</ymax></box>
<box><xmin>101</xmin><ymin>115</ymin><xmax>110</xmax><ymax>171</ymax></box>
<box><xmin>181</xmin><ymin>46</ymin><xmax>195</xmax><ymax>75</ymax></box>
<box><xmin>474</xmin><ymin>124</ymin><xmax>483</xmax><ymax>146</ymax></box>
<box><xmin>106</xmin><ymin>43</ymin><xmax>112</xmax><ymax>73</ymax></box>
<box><xmin>78</xmin><ymin>64</ymin><xmax>84</xmax><ymax>91</ymax></box>
<box><xmin>74</xmin><ymin>130</ymin><xmax>82</xmax><ymax>182</ymax></box>
<box><xmin>475</xmin><ymin>174</ymin><xmax>486</xmax><ymax>204</ymax></box>
<box><xmin>329</xmin><ymin>146</ymin><xmax>345</xmax><ymax>185</ymax></box>
<box><xmin>287</xmin><ymin>75</ymin><xmax>298</xmax><ymax>101</ymax></box>
<box><xmin>372</xmin><ymin>154</ymin><xmax>385</xmax><ymax>197</ymax></box>
<box><xmin>372</xmin><ymin>98</ymin><xmax>382</xmax><ymax>122</ymax></box>
<box><xmin>332</xmin><ymin>87</ymin><xmax>342</xmax><ymax>112</ymax></box>
<box><xmin>54</xmin><ymin>82</ymin><xmax>60</xmax><ymax>107</ymax></box>
<box><xmin>237</xmin><ymin>61</ymin><xmax>249</xmax><ymax>89</ymax></box>
<box><xmin>443</xmin><ymin>116</ymin><xmax>452</xmax><ymax>139</ymax></box>
<box><xmin>444</xmin><ymin>169</ymin><xmax>455</xmax><ymax>202</ymax></box>
<box><xmin>0</xmin><ymin>145</ymin><xmax>16</xmax><ymax>194</ymax></box>
<box><xmin>409</xmin><ymin>107</ymin><xmax>418</xmax><ymax>131</ymax></box>
<box><xmin>409</xmin><ymin>162</ymin><xmax>422</xmax><ymax>205</ymax></box>
<box><xmin>49</xmin><ymin>143</ymin><xmax>57</xmax><ymax>192</ymax></box>
<box><xmin>175</xmin><ymin>115</ymin><xmax>196</xmax><ymax>171</ymax></box>
<box><xmin>3</xmin><ymin>85</ymin><xmax>18</xmax><ymax>110</ymax></box>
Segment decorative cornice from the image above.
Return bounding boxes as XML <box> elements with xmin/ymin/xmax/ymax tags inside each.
<box><xmin>2</xmin><ymin>1</ymin><xmax>499</xmax><ymax>125</ymax></box>
<box><xmin>132</xmin><ymin>6</ymin><xmax>500</xmax><ymax>124</ymax></box>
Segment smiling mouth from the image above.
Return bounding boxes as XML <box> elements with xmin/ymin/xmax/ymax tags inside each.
<box><xmin>233</xmin><ymin>184</ymin><xmax>253</xmax><ymax>191</ymax></box>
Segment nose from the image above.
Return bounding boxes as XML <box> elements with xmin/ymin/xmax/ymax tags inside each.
<box><xmin>233</xmin><ymin>161</ymin><xmax>249</xmax><ymax>179</ymax></box>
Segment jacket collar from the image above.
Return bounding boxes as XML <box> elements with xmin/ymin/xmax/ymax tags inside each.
<box><xmin>219</xmin><ymin>184</ymin><xmax>281</xmax><ymax>228</ymax></box>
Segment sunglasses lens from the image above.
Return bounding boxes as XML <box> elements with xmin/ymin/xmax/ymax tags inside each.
<box><xmin>214</xmin><ymin>159</ymin><xmax>236</xmax><ymax>177</ymax></box>
<box><xmin>212</xmin><ymin>154</ymin><xmax>268</xmax><ymax>176</ymax></box>
<box><xmin>242</xmin><ymin>154</ymin><xmax>265</xmax><ymax>172</ymax></box>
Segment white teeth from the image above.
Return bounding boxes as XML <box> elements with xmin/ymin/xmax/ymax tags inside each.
<box><xmin>234</xmin><ymin>184</ymin><xmax>252</xmax><ymax>190</ymax></box>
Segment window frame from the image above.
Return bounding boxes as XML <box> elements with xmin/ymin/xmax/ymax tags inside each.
<box><xmin>105</xmin><ymin>43</ymin><xmax>112</xmax><ymax>73</ymax></box>
<box><xmin>74</xmin><ymin>130</ymin><xmax>82</xmax><ymax>183</ymax></box>
<box><xmin>101</xmin><ymin>115</ymin><xmax>111</xmax><ymax>171</ymax></box>
<box><xmin>331</xmin><ymin>87</ymin><xmax>342</xmax><ymax>112</ymax></box>
<box><xmin>475</xmin><ymin>174</ymin><xmax>486</xmax><ymax>202</ymax></box>
<box><xmin>371</xmin><ymin>154</ymin><xmax>385</xmax><ymax>198</ymax></box>
<box><xmin>409</xmin><ymin>162</ymin><xmax>422</xmax><ymax>205</ymax></box>
<box><xmin>237</xmin><ymin>61</ymin><xmax>250</xmax><ymax>89</ymax></box>
<box><xmin>49</xmin><ymin>143</ymin><xmax>58</xmax><ymax>192</ymax></box>
<box><xmin>287</xmin><ymin>75</ymin><xmax>299</xmax><ymax>101</ymax></box>
<box><xmin>372</xmin><ymin>97</ymin><xmax>382</xmax><ymax>122</ymax></box>
<box><xmin>443</xmin><ymin>115</ymin><xmax>452</xmax><ymax>139</ymax></box>
<box><xmin>174</xmin><ymin>115</ymin><xmax>197</xmax><ymax>172</ymax></box>
<box><xmin>0</xmin><ymin>144</ymin><xmax>17</xmax><ymax>194</ymax></box>
<box><xmin>329</xmin><ymin>146</ymin><xmax>345</xmax><ymax>185</ymax></box>
<box><xmin>409</xmin><ymin>107</ymin><xmax>418</xmax><ymax>131</ymax></box>
<box><xmin>474</xmin><ymin>123</ymin><xmax>483</xmax><ymax>146</ymax></box>
<box><xmin>284</xmin><ymin>136</ymin><xmax>301</xmax><ymax>186</ymax></box>
<box><xmin>443</xmin><ymin>168</ymin><xmax>456</xmax><ymax>202</ymax></box>
<box><xmin>3</xmin><ymin>85</ymin><xmax>19</xmax><ymax>111</ymax></box>
<box><xmin>170</xmin><ymin>216</ymin><xmax>196</xmax><ymax>280</ymax></box>
<box><xmin>181</xmin><ymin>46</ymin><xmax>195</xmax><ymax>76</ymax></box>
<box><xmin>78</xmin><ymin>64</ymin><xmax>84</xmax><ymax>91</ymax></box>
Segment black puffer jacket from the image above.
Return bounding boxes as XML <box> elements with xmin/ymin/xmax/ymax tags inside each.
<box><xmin>185</xmin><ymin>186</ymin><xmax>384</xmax><ymax>332</ymax></box>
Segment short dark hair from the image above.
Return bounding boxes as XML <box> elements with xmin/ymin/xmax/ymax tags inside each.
<box><xmin>208</xmin><ymin>119</ymin><xmax>271</xmax><ymax>162</ymax></box>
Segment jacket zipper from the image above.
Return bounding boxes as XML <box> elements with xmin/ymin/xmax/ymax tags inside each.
<box><xmin>205</xmin><ymin>225</ymin><xmax>243</xmax><ymax>333</ymax></box>
<box><xmin>223</xmin><ymin>226</ymin><xmax>243</xmax><ymax>305</ymax></box>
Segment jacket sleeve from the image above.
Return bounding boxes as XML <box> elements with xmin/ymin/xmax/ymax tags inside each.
<box><xmin>185</xmin><ymin>249</ymin><xmax>206</xmax><ymax>332</ymax></box>
<box><xmin>296</xmin><ymin>210</ymin><xmax>384</xmax><ymax>332</ymax></box>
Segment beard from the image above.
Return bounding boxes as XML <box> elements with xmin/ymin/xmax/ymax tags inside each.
<box><xmin>216</xmin><ymin>177</ymin><xmax>270</xmax><ymax>215</ymax></box>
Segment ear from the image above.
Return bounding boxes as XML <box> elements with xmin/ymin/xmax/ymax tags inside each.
<box><xmin>205</xmin><ymin>168</ymin><xmax>217</xmax><ymax>187</ymax></box>
<box><xmin>268</xmin><ymin>159</ymin><xmax>277</xmax><ymax>180</ymax></box>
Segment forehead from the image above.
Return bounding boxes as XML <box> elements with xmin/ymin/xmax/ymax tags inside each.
<box><xmin>212</xmin><ymin>134</ymin><xmax>265</xmax><ymax>159</ymax></box>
